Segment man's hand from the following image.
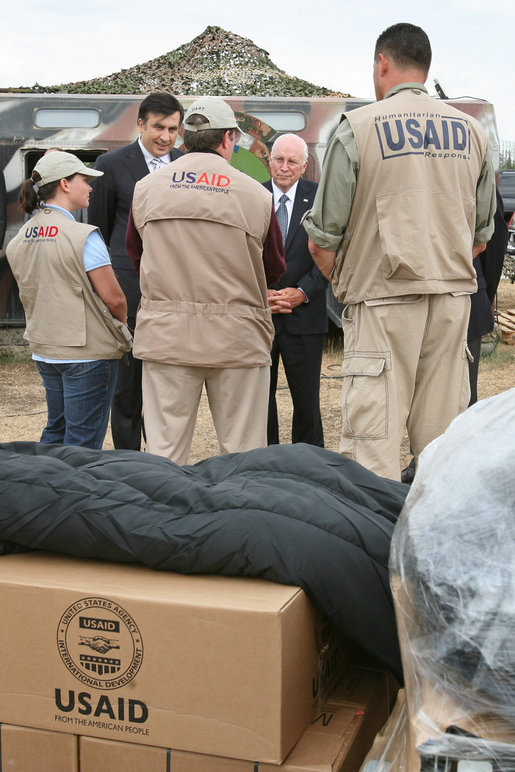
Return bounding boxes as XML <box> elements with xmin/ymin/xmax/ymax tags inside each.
<box><xmin>277</xmin><ymin>287</ymin><xmax>307</xmax><ymax>309</ymax></box>
<box><xmin>308</xmin><ymin>238</ymin><xmax>335</xmax><ymax>280</ymax></box>
<box><xmin>268</xmin><ymin>289</ymin><xmax>292</xmax><ymax>314</ymax></box>
<box><xmin>473</xmin><ymin>242</ymin><xmax>487</xmax><ymax>258</ymax></box>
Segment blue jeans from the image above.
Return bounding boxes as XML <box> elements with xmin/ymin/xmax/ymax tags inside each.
<box><xmin>36</xmin><ymin>359</ymin><xmax>119</xmax><ymax>450</ymax></box>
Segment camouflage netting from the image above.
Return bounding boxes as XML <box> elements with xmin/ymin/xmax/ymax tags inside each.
<box><xmin>30</xmin><ymin>26</ymin><xmax>351</xmax><ymax>98</ymax></box>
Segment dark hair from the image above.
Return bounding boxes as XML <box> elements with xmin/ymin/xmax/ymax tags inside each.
<box><xmin>374</xmin><ymin>23</ymin><xmax>432</xmax><ymax>72</ymax></box>
<box><xmin>138</xmin><ymin>92</ymin><xmax>184</xmax><ymax>124</ymax></box>
<box><xmin>18</xmin><ymin>170</ymin><xmax>74</xmax><ymax>214</ymax></box>
<box><xmin>183</xmin><ymin>114</ymin><xmax>235</xmax><ymax>152</ymax></box>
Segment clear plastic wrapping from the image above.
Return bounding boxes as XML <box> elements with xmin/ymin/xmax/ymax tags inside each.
<box><xmin>369</xmin><ymin>388</ymin><xmax>515</xmax><ymax>770</ymax></box>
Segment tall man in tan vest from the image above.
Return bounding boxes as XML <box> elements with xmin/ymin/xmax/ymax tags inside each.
<box><xmin>127</xmin><ymin>97</ymin><xmax>285</xmax><ymax>464</ymax></box>
<box><xmin>303</xmin><ymin>22</ymin><xmax>496</xmax><ymax>480</ymax></box>
<box><xmin>89</xmin><ymin>92</ymin><xmax>184</xmax><ymax>451</ymax></box>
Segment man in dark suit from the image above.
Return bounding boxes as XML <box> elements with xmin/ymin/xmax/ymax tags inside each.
<box><xmin>468</xmin><ymin>186</ymin><xmax>508</xmax><ymax>404</ymax></box>
<box><xmin>265</xmin><ymin>134</ymin><xmax>328</xmax><ymax>447</ymax></box>
<box><xmin>88</xmin><ymin>92</ymin><xmax>184</xmax><ymax>450</ymax></box>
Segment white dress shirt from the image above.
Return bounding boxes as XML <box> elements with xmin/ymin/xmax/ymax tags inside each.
<box><xmin>138</xmin><ymin>137</ymin><xmax>171</xmax><ymax>172</ymax></box>
<box><xmin>270</xmin><ymin>180</ymin><xmax>308</xmax><ymax>301</ymax></box>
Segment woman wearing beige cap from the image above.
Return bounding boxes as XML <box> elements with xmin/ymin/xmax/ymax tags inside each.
<box><xmin>6</xmin><ymin>151</ymin><xmax>131</xmax><ymax>449</ymax></box>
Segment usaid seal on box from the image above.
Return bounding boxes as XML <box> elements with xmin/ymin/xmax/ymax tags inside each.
<box><xmin>0</xmin><ymin>552</ymin><xmax>352</xmax><ymax>763</ymax></box>
<box><xmin>55</xmin><ymin>595</ymin><xmax>146</xmax><ymax>722</ymax></box>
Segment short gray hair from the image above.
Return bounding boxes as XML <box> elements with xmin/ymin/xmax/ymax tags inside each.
<box><xmin>271</xmin><ymin>133</ymin><xmax>308</xmax><ymax>163</ymax></box>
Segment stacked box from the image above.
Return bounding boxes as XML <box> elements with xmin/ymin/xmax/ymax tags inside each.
<box><xmin>0</xmin><ymin>552</ymin><xmax>355</xmax><ymax>764</ymax></box>
<box><xmin>0</xmin><ymin>663</ymin><xmax>397</xmax><ymax>771</ymax></box>
<box><xmin>0</xmin><ymin>724</ymin><xmax>79</xmax><ymax>771</ymax></box>
<box><xmin>79</xmin><ymin>683</ymin><xmax>383</xmax><ymax>771</ymax></box>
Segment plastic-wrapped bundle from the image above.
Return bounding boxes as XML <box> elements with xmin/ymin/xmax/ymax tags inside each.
<box><xmin>389</xmin><ymin>388</ymin><xmax>515</xmax><ymax>769</ymax></box>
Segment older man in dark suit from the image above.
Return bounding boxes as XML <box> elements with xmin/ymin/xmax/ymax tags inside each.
<box><xmin>265</xmin><ymin>134</ymin><xmax>328</xmax><ymax>447</ymax></box>
<box><xmin>88</xmin><ymin>92</ymin><xmax>183</xmax><ymax>450</ymax></box>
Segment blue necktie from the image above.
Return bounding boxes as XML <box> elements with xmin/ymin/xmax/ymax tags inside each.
<box><xmin>276</xmin><ymin>194</ymin><xmax>289</xmax><ymax>246</ymax></box>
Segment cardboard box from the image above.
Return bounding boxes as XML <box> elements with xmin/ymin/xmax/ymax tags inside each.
<box><xmin>359</xmin><ymin>689</ymin><xmax>414</xmax><ymax>771</ymax></box>
<box><xmin>0</xmin><ymin>724</ymin><xmax>78</xmax><ymax>771</ymax></box>
<box><xmin>0</xmin><ymin>552</ymin><xmax>352</xmax><ymax>763</ymax></box>
<box><xmin>79</xmin><ymin>662</ymin><xmax>398</xmax><ymax>771</ymax></box>
<box><xmin>321</xmin><ymin>662</ymin><xmax>399</xmax><ymax>771</ymax></box>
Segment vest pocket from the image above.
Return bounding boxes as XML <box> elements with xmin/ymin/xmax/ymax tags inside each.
<box><xmin>21</xmin><ymin>282</ymin><xmax>87</xmax><ymax>346</ymax></box>
<box><xmin>341</xmin><ymin>353</ymin><xmax>389</xmax><ymax>439</ymax></box>
<box><xmin>376</xmin><ymin>190</ymin><xmax>475</xmax><ymax>281</ymax></box>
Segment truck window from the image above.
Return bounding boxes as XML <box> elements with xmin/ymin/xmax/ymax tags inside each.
<box><xmin>33</xmin><ymin>109</ymin><xmax>101</xmax><ymax>129</ymax></box>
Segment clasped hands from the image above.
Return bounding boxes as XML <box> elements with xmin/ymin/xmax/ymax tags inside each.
<box><xmin>268</xmin><ymin>287</ymin><xmax>306</xmax><ymax>314</ymax></box>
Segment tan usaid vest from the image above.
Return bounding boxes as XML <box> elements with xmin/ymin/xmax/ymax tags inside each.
<box><xmin>332</xmin><ymin>87</ymin><xmax>488</xmax><ymax>304</ymax></box>
<box><xmin>6</xmin><ymin>208</ymin><xmax>126</xmax><ymax>360</ymax></box>
<box><xmin>132</xmin><ymin>151</ymin><xmax>274</xmax><ymax>368</ymax></box>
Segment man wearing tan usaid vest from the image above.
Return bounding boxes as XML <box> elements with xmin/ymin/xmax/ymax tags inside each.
<box><xmin>303</xmin><ymin>23</ymin><xmax>496</xmax><ymax>481</ymax></box>
<box><xmin>127</xmin><ymin>97</ymin><xmax>285</xmax><ymax>464</ymax></box>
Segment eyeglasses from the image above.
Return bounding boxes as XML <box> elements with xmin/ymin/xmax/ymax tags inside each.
<box><xmin>270</xmin><ymin>156</ymin><xmax>303</xmax><ymax>168</ymax></box>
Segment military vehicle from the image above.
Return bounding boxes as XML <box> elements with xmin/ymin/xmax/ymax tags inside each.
<box><xmin>0</xmin><ymin>92</ymin><xmax>500</xmax><ymax>328</ymax></box>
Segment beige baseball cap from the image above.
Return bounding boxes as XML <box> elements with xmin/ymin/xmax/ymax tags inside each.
<box><xmin>184</xmin><ymin>97</ymin><xmax>238</xmax><ymax>131</ymax></box>
<box><xmin>32</xmin><ymin>151</ymin><xmax>103</xmax><ymax>186</ymax></box>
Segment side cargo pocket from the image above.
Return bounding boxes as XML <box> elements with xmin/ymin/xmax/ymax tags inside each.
<box><xmin>341</xmin><ymin>353</ymin><xmax>389</xmax><ymax>439</ymax></box>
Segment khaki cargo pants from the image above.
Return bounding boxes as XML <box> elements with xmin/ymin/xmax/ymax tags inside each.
<box><xmin>339</xmin><ymin>294</ymin><xmax>471</xmax><ymax>481</ymax></box>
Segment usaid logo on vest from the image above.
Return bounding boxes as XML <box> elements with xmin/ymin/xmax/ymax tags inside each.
<box><xmin>169</xmin><ymin>170</ymin><xmax>231</xmax><ymax>192</ymax></box>
<box><xmin>374</xmin><ymin>113</ymin><xmax>471</xmax><ymax>160</ymax></box>
<box><xmin>24</xmin><ymin>225</ymin><xmax>59</xmax><ymax>240</ymax></box>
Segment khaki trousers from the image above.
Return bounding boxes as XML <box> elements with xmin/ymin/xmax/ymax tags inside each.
<box><xmin>142</xmin><ymin>361</ymin><xmax>270</xmax><ymax>465</ymax></box>
<box><xmin>339</xmin><ymin>294</ymin><xmax>471</xmax><ymax>481</ymax></box>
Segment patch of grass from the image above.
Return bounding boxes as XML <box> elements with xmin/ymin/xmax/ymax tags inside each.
<box><xmin>497</xmin><ymin>277</ymin><xmax>515</xmax><ymax>308</ymax></box>
<box><xmin>324</xmin><ymin>322</ymin><xmax>344</xmax><ymax>353</ymax></box>
<box><xmin>0</xmin><ymin>352</ymin><xmax>32</xmax><ymax>365</ymax></box>
<box><xmin>502</xmin><ymin>255</ymin><xmax>515</xmax><ymax>285</ymax></box>
<box><xmin>480</xmin><ymin>344</ymin><xmax>515</xmax><ymax>369</ymax></box>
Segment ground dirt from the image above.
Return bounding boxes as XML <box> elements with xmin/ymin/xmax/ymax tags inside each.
<box><xmin>1</xmin><ymin>281</ymin><xmax>514</xmax><ymax>467</ymax></box>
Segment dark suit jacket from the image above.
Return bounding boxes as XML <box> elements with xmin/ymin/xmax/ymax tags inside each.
<box><xmin>468</xmin><ymin>188</ymin><xmax>508</xmax><ymax>341</ymax></box>
<box><xmin>264</xmin><ymin>178</ymin><xmax>328</xmax><ymax>335</ymax></box>
<box><xmin>88</xmin><ymin>140</ymin><xmax>182</xmax><ymax>317</ymax></box>
<box><xmin>0</xmin><ymin>170</ymin><xmax>6</xmax><ymax>252</ymax></box>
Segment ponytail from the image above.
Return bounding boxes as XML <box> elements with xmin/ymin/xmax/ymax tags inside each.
<box><xmin>18</xmin><ymin>170</ymin><xmax>61</xmax><ymax>214</ymax></box>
